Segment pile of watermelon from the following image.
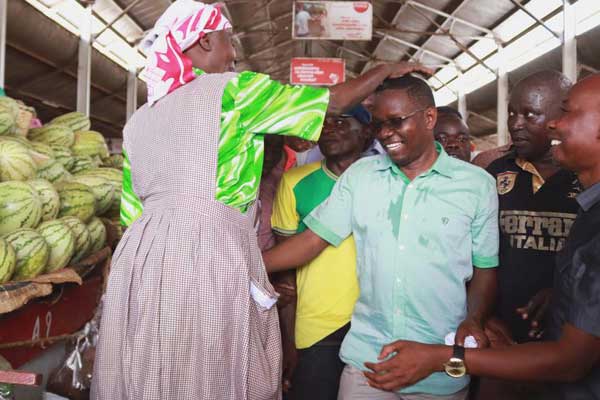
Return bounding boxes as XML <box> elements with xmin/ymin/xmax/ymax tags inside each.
<box><xmin>0</xmin><ymin>97</ymin><xmax>124</xmax><ymax>284</ymax></box>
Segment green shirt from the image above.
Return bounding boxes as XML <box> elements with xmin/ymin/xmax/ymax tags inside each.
<box><xmin>304</xmin><ymin>144</ymin><xmax>499</xmax><ymax>395</ymax></box>
<box><xmin>120</xmin><ymin>69</ymin><xmax>329</xmax><ymax>226</ymax></box>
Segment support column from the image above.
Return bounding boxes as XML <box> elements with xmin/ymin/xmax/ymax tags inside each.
<box><xmin>126</xmin><ymin>68</ymin><xmax>137</xmax><ymax>121</ymax></box>
<box><xmin>0</xmin><ymin>0</ymin><xmax>7</xmax><ymax>90</ymax></box>
<box><xmin>77</xmin><ymin>3</ymin><xmax>93</xmax><ymax>115</ymax></box>
<box><xmin>496</xmin><ymin>44</ymin><xmax>509</xmax><ymax>146</ymax></box>
<box><xmin>457</xmin><ymin>70</ymin><xmax>467</xmax><ymax>121</ymax></box>
<box><xmin>562</xmin><ymin>0</ymin><xmax>577</xmax><ymax>82</ymax></box>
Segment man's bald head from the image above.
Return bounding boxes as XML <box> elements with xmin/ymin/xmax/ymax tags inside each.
<box><xmin>548</xmin><ymin>73</ymin><xmax>600</xmax><ymax>186</ymax></box>
<box><xmin>508</xmin><ymin>70</ymin><xmax>572</xmax><ymax>161</ymax></box>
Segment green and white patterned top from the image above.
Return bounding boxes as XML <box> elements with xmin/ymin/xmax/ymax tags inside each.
<box><xmin>120</xmin><ymin>69</ymin><xmax>330</xmax><ymax>226</ymax></box>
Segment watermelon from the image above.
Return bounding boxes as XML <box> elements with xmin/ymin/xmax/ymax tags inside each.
<box><xmin>56</xmin><ymin>182</ymin><xmax>96</xmax><ymax>223</ymax></box>
<box><xmin>77</xmin><ymin>167</ymin><xmax>122</xmax><ymax>215</ymax></box>
<box><xmin>4</xmin><ymin>228</ymin><xmax>49</xmax><ymax>280</ymax></box>
<box><xmin>30</xmin><ymin>142</ymin><xmax>55</xmax><ymax>158</ymax></box>
<box><xmin>0</xmin><ymin>140</ymin><xmax>37</xmax><ymax>181</ymax></box>
<box><xmin>103</xmin><ymin>154</ymin><xmax>124</xmax><ymax>169</ymax></box>
<box><xmin>50</xmin><ymin>112</ymin><xmax>91</xmax><ymax>132</ymax></box>
<box><xmin>0</xmin><ymin>181</ymin><xmax>42</xmax><ymax>235</ymax></box>
<box><xmin>37</xmin><ymin>220</ymin><xmax>75</xmax><ymax>272</ymax></box>
<box><xmin>71</xmin><ymin>131</ymin><xmax>109</xmax><ymax>159</ymax></box>
<box><xmin>69</xmin><ymin>155</ymin><xmax>95</xmax><ymax>174</ymax></box>
<box><xmin>0</xmin><ymin>110</ymin><xmax>15</xmax><ymax>136</ymax></box>
<box><xmin>0</xmin><ymin>135</ymin><xmax>33</xmax><ymax>149</ymax></box>
<box><xmin>87</xmin><ymin>217</ymin><xmax>107</xmax><ymax>253</ymax></box>
<box><xmin>70</xmin><ymin>175</ymin><xmax>115</xmax><ymax>215</ymax></box>
<box><xmin>0</xmin><ymin>238</ymin><xmax>16</xmax><ymax>284</ymax></box>
<box><xmin>28</xmin><ymin>125</ymin><xmax>75</xmax><ymax>147</ymax></box>
<box><xmin>0</xmin><ymin>97</ymin><xmax>19</xmax><ymax>119</ymax></box>
<box><xmin>28</xmin><ymin>179</ymin><xmax>60</xmax><ymax>221</ymax></box>
<box><xmin>36</xmin><ymin>158</ymin><xmax>71</xmax><ymax>183</ymax></box>
<box><xmin>49</xmin><ymin>145</ymin><xmax>75</xmax><ymax>171</ymax></box>
<box><xmin>61</xmin><ymin>216</ymin><xmax>92</xmax><ymax>262</ymax></box>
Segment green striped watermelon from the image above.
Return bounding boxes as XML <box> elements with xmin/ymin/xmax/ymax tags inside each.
<box><xmin>0</xmin><ymin>135</ymin><xmax>33</xmax><ymax>150</ymax></box>
<box><xmin>36</xmin><ymin>158</ymin><xmax>71</xmax><ymax>183</ymax></box>
<box><xmin>50</xmin><ymin>112</ymin><xmax>91</xmax><ymax>132</ymax></box>
<box><xmin>4</xmin><ymin>228</ymin><xmax>49</xmax><ymax>280</ymax></box>
<box><xmin>49</xmin><ymin>145</ymin><xmax>75</xmax><ymax>171</ymax></box>
<box><xmin>70</xmin><ymin>175</ymin><xmax>115</xmax><ymax>215</ymax></box>
<box><xmin>71</xmin><ymin>131</ymin><xmax>109</xmax><ymax>159</ymax></box>
<box><xmin>0</xmin><ymin>238</ymin><xmax>16</xmax><ymax>284</ymax></box>
<box><xmin>0</xmin><ymin>181</ymin><xmax>42</xmax><ymax>235</ymax></box>
<box><xmin>0</xmin><ymin>140</ymin><xmax>37</xmax><ymax>182</ymax></box>
<box><xmin>28</xmin><ymin>125</ymin><xmax>75</xmax><ymax>147</ymax></box>
<box><xmin>30</xmin><ymin>142</ymin><xmax>55</xmax><ymax>158</ymax></box>
<box><xmin>78</xmin><ymin>167</ymin><xmax>122</xmax><ymax>216</ymax></box>
<box><xmin>69</xmin><ymin>155</ymin><xmax>96</xmax><ymax>174</ymax></box>
<box><xmin>102</xmin><ymin>154</ymin><xmax>124</xmax><ymax>169</ymax></box>
<box><xmin>87</xmin><ymin>217</ymin><xmax>107</xmax><ymax>253</ymax></box>
<box><xmin>61</xmin><ymin>216</ymin><xmax>92</xmax><ymax>262</ymax></box>
<box><xmin>37</xmin><ymin>220</ymin><xmax>75</xmax><ymax>272</ymax></box>
<box><xmin>56</xmin><ymin>182</ymin><xmax>96</xmax><ymax>223</ymax></box>
<box><xmin>28</xmin><ymin>179</ymin><xmax>60</xmax><ymax>221</ymax></box>
<box><xmin>0</xmin><ymin>97</ymin><xmax>19</xmax><ymax>119</ymax></box>
<box><xmin>0</xmin><ymin>110</ymin><xmax>15</xmax><ymax>136</ymax></box>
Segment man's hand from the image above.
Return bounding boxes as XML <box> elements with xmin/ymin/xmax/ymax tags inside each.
<box><xmin>363</xmin><ymin>340</ymin><xmax>448</xmax><ymax>391</ymax></box>
<box><xmin>273</xmin><ymin>281</ymin><xmax>296</xmax><ymax>309</ymax></box>
<box><xmin>384</xmin><ymin>62</ymin><xmax>434</xmax><ymax>79</ymax></box>
<box><xmin>282</xmin><ymin>338</ymin><xmax>298</xmax><ymax>393</ymax></box>
<box><xmin>516</xmin><ymin>288</ymin><xmax>553</xmax><ymax>339</ymax></box>
<box><xmin>456</xmin><ymin>316</ymin><xmax>489</xmax><ymax>348</ymax></box>
<box><xmin>484</xmin><ymin>317</ymin><xmax>515</xmax><ymax>348</ymax></box>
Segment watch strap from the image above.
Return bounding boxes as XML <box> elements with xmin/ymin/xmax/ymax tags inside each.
<box><xmin>452</xmin><ymin>344</ymin><xmax>465</xmax><ymax>360</ymax></box>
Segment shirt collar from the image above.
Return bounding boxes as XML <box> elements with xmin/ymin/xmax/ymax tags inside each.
<box><xmin>576</xmin><ymin>181</ymin><xmax>600</xmax><ymax>211</ymax></box>
<box><xmin>374</xmin><ymin>142</ymin><xmax>454</xmax><ymax>179</ymax></box>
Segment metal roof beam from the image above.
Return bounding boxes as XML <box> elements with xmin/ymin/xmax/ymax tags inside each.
<box><xmin>407</xmin><ymin>0</ymin><xmax>497</xmax><ymax>39</ymax></box>
<box><xmin>249</xmin><ymin>39</ymin><xmax>294</xmax><ymax>59</ymax></box>
<box><xmin>375</xmin><ymin>31</ymin><xmax>458</xmax><ymax>65</ymax></box>
<box><xmin>509</xmin><ymin>0</ymin><xmax>560</xmax><ymax>39</ymax></box>
<box><xmin>93</xmin><ymin>0</ymin><xmax>145</xmax><ymax>40</ymax></box>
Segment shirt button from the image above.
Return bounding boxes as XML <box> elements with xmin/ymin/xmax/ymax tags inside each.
<box><xmin>403</xmin><ymin>214</ymin><xmax>409</xmax><ymax>220</ymax></box>
<box><xmin>396</xmin><ymin>277</ymin><xmax>402</xmax><ymax>284</ymax></box>
<box><xmin>395</xmin><ymin>309</ymin><xmax>401</xmax><ymax>316</ymax></box>
<box><xmin>399</xmin><ymin>245</ymin><xmax>405</xmax><ymax>251</ymax></box>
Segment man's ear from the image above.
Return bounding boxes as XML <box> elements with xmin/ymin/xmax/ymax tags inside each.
<box><xmin>197</xmin><ymin>34</ymin><xmax>212</xmax><ymax>52</ymax></box>
<box><xmin>425</xmin><ymin>107</ymin><xmax>438</xmax><ymax>130</ymax></box>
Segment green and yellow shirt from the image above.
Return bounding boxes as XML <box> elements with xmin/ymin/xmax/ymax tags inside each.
<box><xmin>120</xmin><ymin>69</ymin><xmax>329</xmax><ymax>226</ymax></box>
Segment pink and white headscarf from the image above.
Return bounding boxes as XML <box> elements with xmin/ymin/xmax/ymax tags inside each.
<box><xmin>140</xmin><ymin>0</ymin><xmax>232</xmax><ymax>106</ymax></box>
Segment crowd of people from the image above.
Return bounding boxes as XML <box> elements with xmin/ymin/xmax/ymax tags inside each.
<box><xmin>90</xmin><ymin>1</ymin><xmax>599</xmax><ymax>400</ymax></box>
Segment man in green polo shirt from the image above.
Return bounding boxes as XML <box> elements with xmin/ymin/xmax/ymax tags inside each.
<box><xmin>263</xmin><ymin>76</ymin><xmax>499</xmax><ymax>399</ymax></box>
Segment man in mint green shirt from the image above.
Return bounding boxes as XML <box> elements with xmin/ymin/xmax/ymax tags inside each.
<box><xmin>264</xmin><ymin>76</ymin><xmax>499</xmax><ymax>399</ymax></box>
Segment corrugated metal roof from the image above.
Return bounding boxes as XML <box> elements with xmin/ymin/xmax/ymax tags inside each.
<box><xmin>5</xmin><ymin>0</ymin><xmax>600</xmax><ymax>147</ymax></box>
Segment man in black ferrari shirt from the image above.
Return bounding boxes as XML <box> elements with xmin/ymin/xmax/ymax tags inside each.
<box><xmin>486</xmin><ymin>70</ymin><xmax>581</xmax><ymax>344</ymax></box>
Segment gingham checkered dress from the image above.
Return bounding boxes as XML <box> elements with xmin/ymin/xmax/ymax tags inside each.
<box><xmin>91</xmin><ymin>73</ymin><xmax>282</xmax><ymax>400</ymax></box>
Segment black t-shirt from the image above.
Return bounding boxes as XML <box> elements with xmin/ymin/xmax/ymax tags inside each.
<box><xmin>547</xmin><ymin>182</ymin><xmax>600</xmax><ymax>399</ymax></box>
<box><xmin>487</xmin><ymin>153</ymin><xmax>581</xmax><ymax>343</ymax></box>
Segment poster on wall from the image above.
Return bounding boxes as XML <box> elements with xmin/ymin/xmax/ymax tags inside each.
<box><xmin>290</xmin><ymin>58</ymin><xmax>346</xmax><ymax>86</ymax></box>
<box><xmin>292</xmin><ymin>1</ymin><xmax>372</xmax><ymax>41</ymax></box>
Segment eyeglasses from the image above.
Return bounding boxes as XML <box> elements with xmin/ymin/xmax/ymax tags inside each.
<box><xmin>372</xmin><ymin>108</ymin><xmax>427</xmax><ymax>132</ymax></box>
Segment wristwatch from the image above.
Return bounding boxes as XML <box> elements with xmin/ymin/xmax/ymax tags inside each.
<box><xmin>443</xmin><ymin>344</ymin><xmax>466</xmax><ymax>378</ymax></box>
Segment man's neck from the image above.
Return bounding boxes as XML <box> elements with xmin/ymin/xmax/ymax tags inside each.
<box><xmin>577</xmin><ymin>165</ymin><xmax>600</xmax><ymax>189</ymax></box>
<box><xmin>325</xmin><ymin>153</ymin><xmax>361</xmax><ymax>177</ymax></box>
<box><xmin>399</xmin><ymin>143</ymin><xmax>439</xmax><ymax>181</ymax></box>
<box><xmin>527</xmin><ymin>150</ymin><xmax>560</xmax><ymax>180</ymax></box>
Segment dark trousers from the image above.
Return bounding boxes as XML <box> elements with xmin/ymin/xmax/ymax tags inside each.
<box><xmin>286</xmin><ymin>324</ymin><xmax>350</xmax><ymax>400</ymax></box>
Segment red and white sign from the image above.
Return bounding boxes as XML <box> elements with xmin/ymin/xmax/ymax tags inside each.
<box><xmin>290</xmin><ymin>58</ymin><xmax>346</xmax><ymax>86</ymax></box>
<box><xmin>293</xmin><ymin>1</ymin><xmax>372</xmax><ymax>41</ymax></box>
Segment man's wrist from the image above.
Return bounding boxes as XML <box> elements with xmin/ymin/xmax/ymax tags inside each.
<box><xmin>434</xmin><ymin>345</ymin><xmax>453</xmax><ymax>372</ymax></box>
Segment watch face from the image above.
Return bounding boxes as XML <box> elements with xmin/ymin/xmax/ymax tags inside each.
<box><xmin>444</xmin><ymin>359</ymin><xmax>466</xmax><ymax>378</ymax></box>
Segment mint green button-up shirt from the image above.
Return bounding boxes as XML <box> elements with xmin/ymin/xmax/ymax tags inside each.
<box><xmin>304</xmin><ymin>144</ymin><xmax>499</xmax><ymax>395</ymax></box>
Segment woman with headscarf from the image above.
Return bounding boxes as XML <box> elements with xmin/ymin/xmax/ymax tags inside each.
<box><xmin>92</xmin><ymin>1</ymin><xmax>430</xmax><ymax>399</ymax></box>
